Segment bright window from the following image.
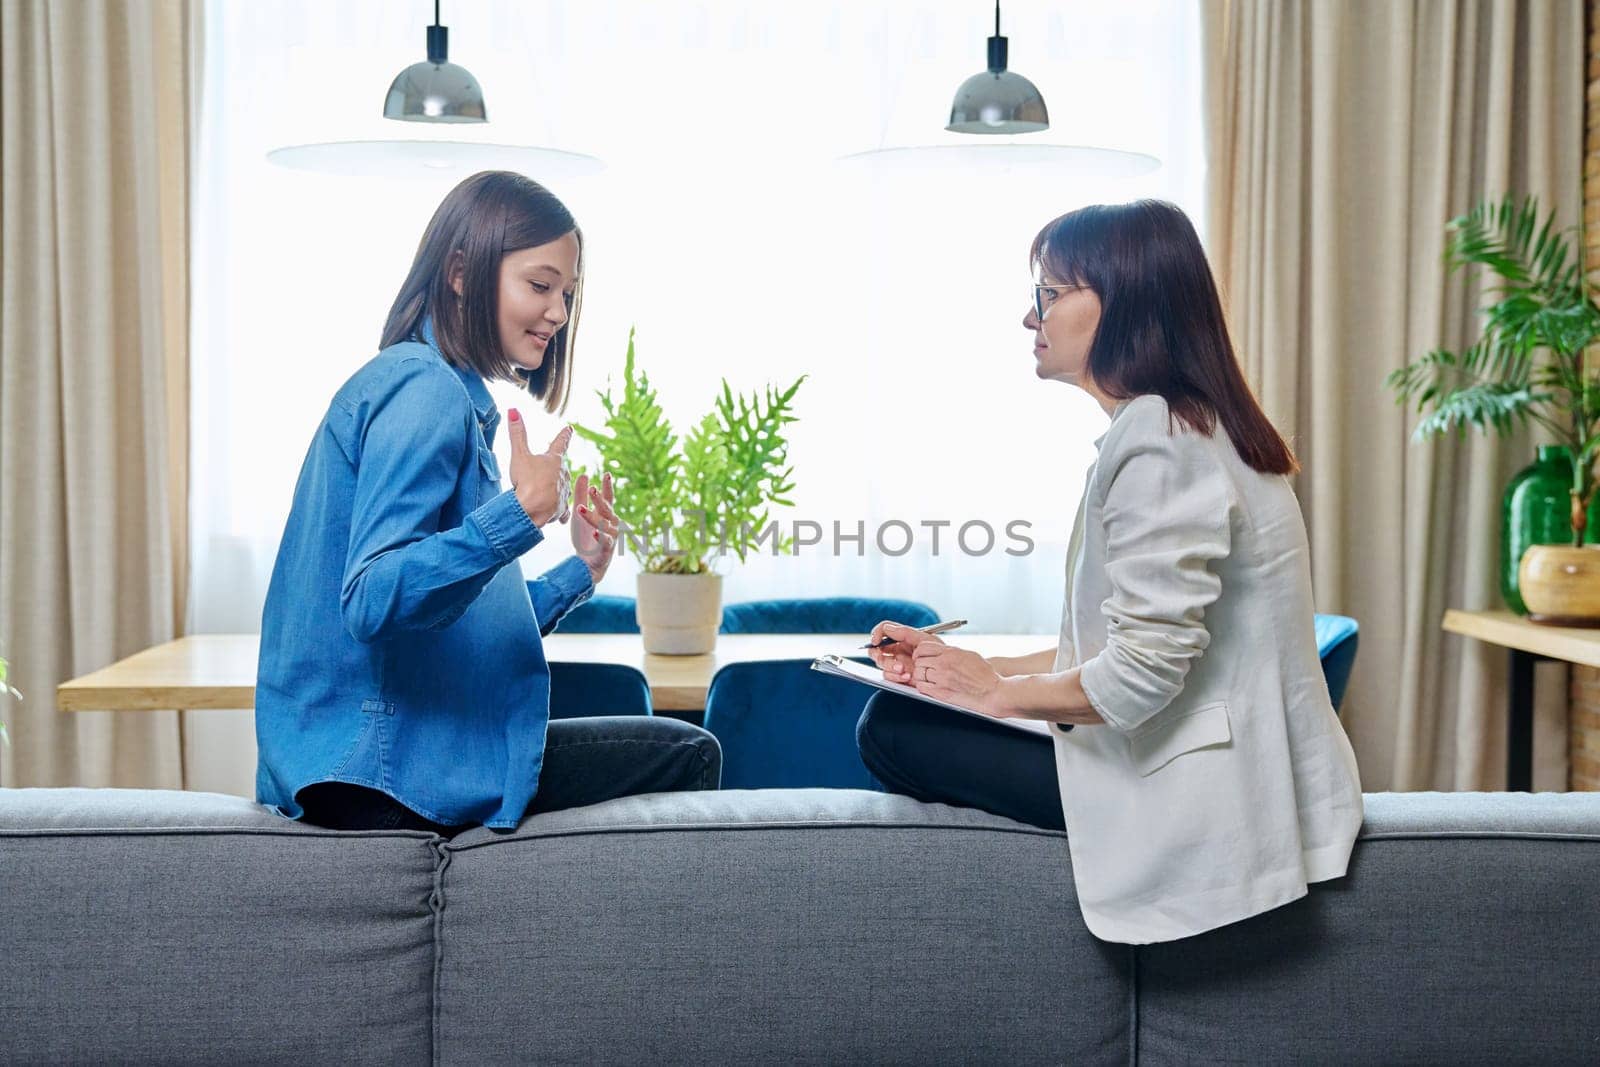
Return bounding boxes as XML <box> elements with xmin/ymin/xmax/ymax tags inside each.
<box><xmin>190</xmin><ymin>0</ymin><xmax>1204</xmax><ymax>634</ymax></box>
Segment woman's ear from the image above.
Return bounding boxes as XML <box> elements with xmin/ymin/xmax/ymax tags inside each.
<box><xmin>447</xmin><ymin>250</ymin><xmax>465</xmax><ymax>299</ymax></box>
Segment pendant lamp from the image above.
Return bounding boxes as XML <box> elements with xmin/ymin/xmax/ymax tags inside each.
<box><xmin>946</xmin><ymin>1</ymin><xmax>1047</xmax><ymax>135</ymax></box>
<box><xmin>383</xmin><ymin>0</ymin><xmax>486</xmax><ymax>123</ymax></box>
<box><xmin>267</xmin><ymin>0</ymin><xmax>602</xmax><ymax>178</ymax></box>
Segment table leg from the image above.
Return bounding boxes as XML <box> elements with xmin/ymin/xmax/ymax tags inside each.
<box><xmin>176</xmin><ymin>709</ymin><xmax>188</xmax><ymax>791</ymax></box>
<box><xmin>1507</xmin><ymin>649</ymin><xmax>1535</xmax><ymax>792</ymax></box>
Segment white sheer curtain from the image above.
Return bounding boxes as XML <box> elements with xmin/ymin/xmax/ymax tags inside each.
<box><xmin>187</xmin><ymin>0</ymin><xmax>1202</xmax><ymax>793</ymax></box>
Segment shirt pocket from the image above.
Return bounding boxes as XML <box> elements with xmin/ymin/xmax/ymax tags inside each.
<box><xmin>1126</xmin><ymin>700</ymin><xmax>1231</xmax><ymax>777</ymax></box>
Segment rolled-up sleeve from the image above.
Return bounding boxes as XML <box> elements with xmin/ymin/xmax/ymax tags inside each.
<box><xmin>340</xmin><ymin>361</ymin><xmax>543</xmax><ymax>644</ymax></box>
<box><xmin>1077</xmin><ymin>425</ymin><xmax>1234</xmax><ymax>734</ymax></box>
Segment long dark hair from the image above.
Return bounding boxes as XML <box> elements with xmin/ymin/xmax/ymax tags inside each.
<box><xmin>1031</xmin><ymin>199</ymin><xmax>1297</xmax><ymax>475</ymax></box>
<box><xmin>381</xmin><ymin>170</ymin><xmax>583</xmax><ymax>415</ymax></box>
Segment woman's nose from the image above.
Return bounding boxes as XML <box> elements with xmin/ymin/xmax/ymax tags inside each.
<box><xmin>1023</xmin><ymin>307</ymin><xmax>1039</xmax><ymax>330</ymax></box>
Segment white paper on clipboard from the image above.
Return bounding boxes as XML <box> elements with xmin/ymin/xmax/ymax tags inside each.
<box><xmin>810</xmin><ymin>654</ymin><xmax>1052</xmax><ymax>736</ymax></box>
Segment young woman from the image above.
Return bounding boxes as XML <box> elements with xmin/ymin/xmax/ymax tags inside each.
<box><xmin>256</xmin><ymin>171</ymin><xmax>721</xmax><ymax>834</ymax></box>
<box><xmin>855</xmin><ymin>200</ymin><xmax>1362</xmax><ymax>945</ymax></box>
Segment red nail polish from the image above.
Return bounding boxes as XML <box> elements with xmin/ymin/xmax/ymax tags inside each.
<box><xmin>508</xmin><ymin>409</ymin><xmax>520</xmax><ymax>422</ymax></box>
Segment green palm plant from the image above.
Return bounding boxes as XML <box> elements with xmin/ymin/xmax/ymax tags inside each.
<box><xmin>1386</xmin><ymin>194</ymin><xmax>1600</xmax><ymax>545</ymax></box>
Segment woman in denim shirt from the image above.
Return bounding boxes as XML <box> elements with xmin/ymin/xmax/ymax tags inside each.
<box><xmin>256</xmin><ymin>171</ymin><xmax>721</xmax><ymax>834</ymax></box>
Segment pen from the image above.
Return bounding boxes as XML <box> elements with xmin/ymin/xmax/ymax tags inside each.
<box><xmin>860</xmin><ymin>619</ymin><xmax>968</xmax><ymax>650</ymax></box>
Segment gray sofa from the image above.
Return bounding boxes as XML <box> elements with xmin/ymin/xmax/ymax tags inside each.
<box><xmin>2</xmin><ymin>786</ymin><xmax>1598</xmax><ymax>1065</ymax></box>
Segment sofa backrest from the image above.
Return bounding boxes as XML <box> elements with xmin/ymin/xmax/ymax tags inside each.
<box><xmin>437</xmin><ymin>788</ymin><xmax>1129</xmax><ymax>1065</ymax></box>
<box><xmin>5</xmin><ymin>787</ymin><xmax>1600</xmax><ymax>1065</ymax></box>
<box><xmin>1134</xmin><ymin>791</ymin><xmax>1600</xmax><ymax>1065</ymax></box>
<box><xmin>0</xmin><ymin>788</ymin><xmax>439</xmax><ymax>1067</ymax></box>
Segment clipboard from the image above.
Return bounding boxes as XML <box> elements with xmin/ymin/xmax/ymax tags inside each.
<box><xmin>810</xmin><ymin>654</ymin><xmax>1053</xmax><ymax>736</ymax></box>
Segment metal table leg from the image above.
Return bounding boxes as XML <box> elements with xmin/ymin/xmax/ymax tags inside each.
<box><xmin>1507</xmin><ymin>649</ymin><xmax>1538</xmax><ymax>792</ymax></box>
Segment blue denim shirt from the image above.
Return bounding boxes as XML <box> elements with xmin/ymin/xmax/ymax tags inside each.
<box><xmin>255</xmin><ymin>322</ymin><xmax>593</xmax><ymax>828</ymax></box>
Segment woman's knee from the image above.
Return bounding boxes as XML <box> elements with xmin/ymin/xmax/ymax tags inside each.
<box><xmin>641</xmin><ymin>716</ymin><xmax>722</xmax><ymax>790</ymax></box>
<box><xmin>856</xmin><ymin>691</ymin><xmax>919</xmax><ymax>755</ymax></box>
<box><xmin>681</xmin><ymin>724</ymin><xmax>723</xmax><ymax>790</ymax></box>
<box><xmin>856</xmin><ymin>692</ymin><xmax>925</xmax><ymax>788</ymax></box>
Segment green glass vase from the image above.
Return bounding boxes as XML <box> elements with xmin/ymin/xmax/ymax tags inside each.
<box><xmin>1501</xmin><ymin>445</ymin><xmax>1600</xmax><ymax>614</ymax></box>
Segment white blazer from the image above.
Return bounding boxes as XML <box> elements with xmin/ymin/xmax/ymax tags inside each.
<box><xmin>1050</xmin><ymin>394</ymin><xmax>1362</xmax><ymax>944</ymax></box>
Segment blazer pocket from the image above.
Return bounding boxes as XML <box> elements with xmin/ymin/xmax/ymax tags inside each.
<box><xmin>1128</xmin><ymin>700</ymin><xmax>1231</xmax><ymax>777</ymax></box>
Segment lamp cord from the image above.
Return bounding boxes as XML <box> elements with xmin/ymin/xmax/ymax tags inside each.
<box><xmin>994</xmin><ymin>0</ymin><xmax>1000</xmax><ymax>37</ymax></box>
<box><xmin>434</xmin><ymin>0</ymin><xmax>441</xmax><ymax>28</ymax></box>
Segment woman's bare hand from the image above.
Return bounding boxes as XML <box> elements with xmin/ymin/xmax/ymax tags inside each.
<box><xmin>507</xmin><ymin>411</ymin><xmax>572</xmax><ymax>527</ymax></box>
<box><xmin>866</xmin><ymin>620</ymin><xmax>945</xmax><ymax>685</ymax></box>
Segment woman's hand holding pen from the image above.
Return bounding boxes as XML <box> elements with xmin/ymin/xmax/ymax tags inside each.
<box><xmin>865</xmin><ymin>620</ymin><xmax>945</xmax><ymax>683</ymax></box>
<box><xmin>572</xmin><ymin>470</ymin><xmax>621</xmax><ymax>583</ymax></box>
<box><xmin>507</xmin><ymin>410</ymin><xmax>572</xmax><ymax>527</ymax></box>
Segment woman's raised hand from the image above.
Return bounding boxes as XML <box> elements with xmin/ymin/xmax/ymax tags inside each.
<box><xmin>572</xmin><ymin>470</ymin><xmax>621</xmax><ymax>581</ymax></box>
<box><xmin>866</xmin><ymin>620</ymin><xmax>945</xmax><ymax>684</ymax></box>
<box><xmin>507</xmin><ymin>409</ymin><xmax>572</xmax><ymax>527</ymax></box>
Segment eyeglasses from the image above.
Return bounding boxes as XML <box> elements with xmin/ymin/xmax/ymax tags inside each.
<box><xmin>1032</xmin><ymin>282</ymin><xmax>1085</xmax><ymax>321</ymax></box>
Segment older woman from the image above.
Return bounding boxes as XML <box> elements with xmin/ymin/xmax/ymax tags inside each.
<box><xmin>856</xmin><ymin>199</ymin><xmax>1362</xmax><ymax>945</ymax></box>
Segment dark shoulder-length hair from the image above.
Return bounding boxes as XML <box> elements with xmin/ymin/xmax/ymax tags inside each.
<box><xmin>381</xmin><ymin>170</ymin><xmax>583</xmax><ymax>415</ymax></box>
<box><xmin>1030</xmin><ymin>199</ymin><xmax>1297</xmax><ymax>476</ymax></box>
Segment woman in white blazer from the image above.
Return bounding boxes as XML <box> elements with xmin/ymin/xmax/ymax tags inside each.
<box><xmin>855</xmin><ymin>199</ymin><xmax>1363</xmax><ymax>945</ymax></box>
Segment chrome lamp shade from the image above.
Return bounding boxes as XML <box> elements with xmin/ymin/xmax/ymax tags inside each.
<box><xmin>383</xmin><ymin>59</ymin><xmax>486</xmax><ymax>123</ymax></box>
<box><xmin>945</xmin><ymin>69</ymin><xmax>1049</xmax><ymax>134</ymax></box>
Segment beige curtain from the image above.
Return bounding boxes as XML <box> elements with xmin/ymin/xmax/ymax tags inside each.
<box><xmin>0</xmin><ymin>0</ymin><xmax>197</xmax><ymax>788</ymax></box>
<box><xmin>1203</xmin><ymin>0</ymin><xmax>1585</xmax><ymax>790</ymax></box>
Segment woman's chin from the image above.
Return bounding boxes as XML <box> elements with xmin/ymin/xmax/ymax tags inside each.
<box><xmin>1036</xmin><ymin>363</ymin><xmax>1082</xmax><ymax>386</ymax></box>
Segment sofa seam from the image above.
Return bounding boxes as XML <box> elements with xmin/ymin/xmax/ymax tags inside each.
<box><xmin>7</xmin><ymin>825</ymin><xmax>1595</xmax><ymax>846</ymax></box>
<box><xmin>0</xmin><ymin>826</ymin><xmax>442</xmax><ymax>839</ymax></box>
<box><xmin>442</xmin><ymin>819</ymin><xmax>1072</xmax><ymax>852</ymax></box>
<box><xmin>429</xmin><ymin>836</ymin><xmax>450</xmax><ymax>1067</ymax></box>
<box><xmin>1357</xmin><ymin>830</ymin><xmax>1600</xmax><ymax>842</ymax></box>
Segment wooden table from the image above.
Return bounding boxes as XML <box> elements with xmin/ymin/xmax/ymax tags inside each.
<box><xmin>57</xmin><ymin>632</ymin><xmax>1056</xmax><ymax>715</ymax></box>
<box><xmin>1442</xmin><ymin>609</ymin><xmax>1600</xmax><ymax>791</ymax></box>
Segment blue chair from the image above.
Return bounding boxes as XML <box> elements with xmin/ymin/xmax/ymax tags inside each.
<box><xmin>720</xmin><ymin>596</ymin><xmax>939</xmax><ymax>634</ymax></box>
<box><xmin>544</xmin><ymin>592</ymin><xmax>639</xmax><ymax>634</ymax></box>
<box><xmin>535</xmin><ymin>587</ymin><xmax>648</xmax><ymax>718</ymax></box>
<box><xmin>702</xmin><ymin>658</ymin><xmax>880</xmax><ymax>789</ymax></box>
<box><xmin>546</xmin><ymin>661</ymin><xmax>652</xmax><ymax>720</ymax></box>
<box><xmin>1313</xmin><ymin>613</ymin><xmax>1359</xmax><ymax>714</ymax></box>
<box><xmin>702</xmin><ymin>597</ymin><xmax>940</xmax><ymax>788</ymax></box>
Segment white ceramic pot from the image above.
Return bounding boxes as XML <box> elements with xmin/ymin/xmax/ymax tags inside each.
<box><xmin>635</xmin><ymin>571</ymin><xmax>724</xmax><ymax>654</ymax></box>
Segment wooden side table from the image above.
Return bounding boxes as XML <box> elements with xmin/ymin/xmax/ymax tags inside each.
<box><xmin>1442</xmin><ymin>609</ymin><xmax>1600</xmax><ymax>790</ymax></box>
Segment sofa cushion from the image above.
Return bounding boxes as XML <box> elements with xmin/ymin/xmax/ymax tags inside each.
<box><xmin>0</xmin><ymin>788</ymin><xmax>438</xmax><ymax>1067</ymax></box>
<box><xmin>439</xmin><ymin>788</ymin><xmax>1131</xmax><ymax>1067</ymax></box>
<box><xmin>1134</xmin><ymin>791</ymin><xmax>1600</xmax><ymax>1065</ymax></box>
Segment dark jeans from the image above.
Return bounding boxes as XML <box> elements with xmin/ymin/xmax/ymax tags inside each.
<box><xmin>856</xmin><ymin>690</ymin><xmax>1067</xmax><ymax>831</ymax></box>
<box><xmin>297</xmin><ymin>715</ymin><xmax>722</xmax><ymax>836</ymax></box>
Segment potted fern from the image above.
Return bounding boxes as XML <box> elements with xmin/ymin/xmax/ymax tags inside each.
<box><xmin>574</xmin><ymin>329</ymin><xmax>804</xmax><ymax>653</ymax></box>
<box><xmin>1386</xmin><ymin>193</ymin><xmax>1600</xmax><ymax>624</ymax></box>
